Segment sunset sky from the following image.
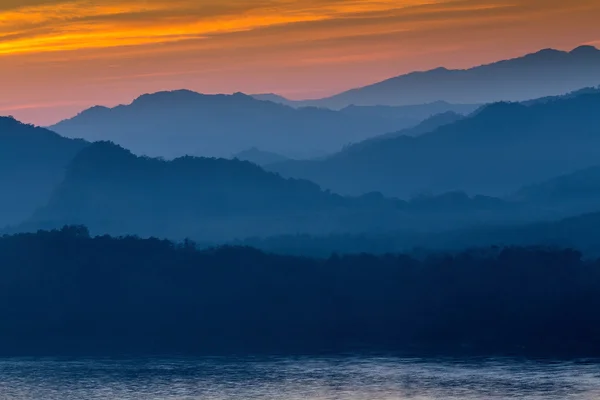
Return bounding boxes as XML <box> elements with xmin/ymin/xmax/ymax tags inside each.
<box><xmin>1</xmin><ymin>0</ymin><xmax>599</xmax><ymax>125</ymax></box>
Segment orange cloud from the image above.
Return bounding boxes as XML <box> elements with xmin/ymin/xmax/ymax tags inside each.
<box><xmin>0</xmin><ymin>0</ymin><xmax>441</xmax><ymax>55</ymax></box>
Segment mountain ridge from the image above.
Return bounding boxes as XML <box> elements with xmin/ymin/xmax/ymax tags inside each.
<box><xmin>0</xmin><ymin>116</ymin><xmax>89</xmax><ymax>227</ymax></box>
<box><xmin>49</xmin><ymin>90</ymin><xmax>418</xmax><ymax>159</ymax></box>
<box><xmin>256</xmin><ymin>46</ymin><xmax>600</xmax><ymax>109</ymax></box>
<box><xmin>268</xmin><ymin>91</ymin><xmax>600</xmax><ymax>198</ymax></box>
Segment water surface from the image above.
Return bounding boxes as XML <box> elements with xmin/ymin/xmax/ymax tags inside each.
<box><xmin>1</xmin><ymin>356</ymin><xmax>599</xmax><ymax>399</ymax></box>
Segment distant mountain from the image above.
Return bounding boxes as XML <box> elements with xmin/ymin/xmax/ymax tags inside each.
<box><xmin>49</xmin><ymin>90</ymin><xmax>416</xmax><ymax>159</ymax></box>
<box><xmin>242</xmin><ymin>209</ymin><xmax>600</xmax><ymax>258</ymax></box>
<box><xmin>0</xmin><ymin>116</ymin><xmax>88</xmax><ymax>227</ymax></box>
<box><xmin>253</xmin><ymin>93</ymin><xmax>480</xmax><ymax>117</ymax></box>
<box><xmin>23</xmin><ymin>141</ymin><xmax>345</xmax><ymax>240</ymax></box>
<box><xmin>522</xmin><ymin>86</ymin><xmax>600</xmax><ymax>106</ymax></box>
<box><xmin>233</xmin><ymin>147</ymin><xmax>289</xmax><ymax>166</ymax></box>
<box><xmin>423</xmin><ymin>210</ymin><xmax>600</xmax><ymax>257</ymax></box>
<box><xmin>337</xmin><ymin>101</ymin><xmax>479</xmax><ymax>123</ymax></box>
<box><xmin>511</xmin><ymin>165</ymin><xmax>600</xmax><ymax>217</ymax></box>
<box><xmin>20</xmin><ymin>142</ymin><xmax>517</xmax><ymax>241</ymax></box>
<box><xmin>329</xmin><ymin>111</ymin><xmax>464</xmax><ymax>161</ymax></box>
<box><xmin>268</xmin><ymin>92</ymin><xmax>600</xmax><ymax>198</ymax></box>
<box><xmin>292</xmin><ymin>46</ymin><xmax>600</xmax><ymax>109</ymax></box>
<box><xmin>251</xmin><ymin>93</ymin><xmax>297</xmax><ymax>107</ymax></box>
<box><xmin>351</xmin><ymin>112</ymin><xmax>465</xmax><ymax>148</ymax></box>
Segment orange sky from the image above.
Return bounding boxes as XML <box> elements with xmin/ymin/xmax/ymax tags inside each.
<box><xmin>1</xmin><ymin>0</ymin><xmax>599</xmax><ymax>125</ymax></box>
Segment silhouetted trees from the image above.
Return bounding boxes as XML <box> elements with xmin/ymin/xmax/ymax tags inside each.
<box><xmin>1</xmin><ymin>227</ymin><xmax>600</xmax><ymax>356</ymax></box>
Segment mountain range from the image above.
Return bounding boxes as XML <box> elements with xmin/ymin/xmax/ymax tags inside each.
<box><xmin>268</xmin><ymin>91</ymin><xmax>600</xmax><ymax>198</ymax></box>
<box><xmin>0</xmin><ymin>117</ymin><xmax>88</xmax><ymax>227</ymax></box>
<box><xmin>232</xmin><ymin>147</ymin><xmax>289</xmax><ymax>166</ymax></box>
<box><xmin>254</xmin><ymin>46</ymin><xmax>600</xmax><ymax>109</ymax></box>
<box><xmin>4</xmin><ymin>46</ymin><xmax>600</xmax><ymax>254</ymax></box>
<box><xmin>16</xmin><ymin>140</ymin><xmax>527</xmax><ymax>241</ymax></box>
<box><xmin>252</xmin><ymin>96</ymin><xmax>480</xmax><ymax>119</ymax></box>
<box><xmin>49</xmin><ymin>91</ymin><xmax>418</xmax><ymax>160</ymax></box>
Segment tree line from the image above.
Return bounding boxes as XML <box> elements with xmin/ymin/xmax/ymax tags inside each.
<box><xmin>0</xmin><ymin>226</ymin><xmax>599</xmax><ymax>356</ymax></box>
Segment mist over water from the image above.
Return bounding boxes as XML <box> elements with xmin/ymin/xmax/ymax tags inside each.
<box><xmin>1</xmin><ymin>356</ymin><xmax>599</xmax><ymax>399</ymax></box>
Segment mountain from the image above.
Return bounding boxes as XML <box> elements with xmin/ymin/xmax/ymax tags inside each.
<box><xmin>331</xmin><ymin>111</ymin><xmax>464</xmax><ymax>159</ymax></box>
<box><xmin>242</xmin><ymin>209</ymin><xmax>600</xmax><ymax>258</ymax></box>
<box><xmin>251</xmin><ymin>93</ymin><xmax>297</xmax><ymax>107</ymax></box>
<box><xmin>23</xmin><ymin>141</ymin><xmax>345</xmax><ymax>240</ymax></box>
<box><xmin>233</xmin><ymin>147</ymin><xmax>289</xmax><ymax>166</ymax></box>
<box><xmin>252</xmin><ymin>93</ymin><xmax>480</xmax><ymax>117</ymax></box>
<box><xmin>268</xmin><ymin>92</ymin><xmax>600</xmax><ymax>198</ymax></box>
<box><xmin>337</xmin><ymin>101</ymin><xmax>479</xmax><ymax>123</ymax></box>
<box><xmin>0</xmin><ymin>116</ymin><xmax>88</xmax><ymax>227</ymax></box>
<box><xmin>511</xmin><ymin>165</ymin><xmax>600</xmax><ymax>216</ymax></box>
<box><xmin>422</xmin><ymin>210</ymin><xmax>600</xmax><ymax>257</ymax></box>
<box><xmin>522</xmin><ymin>86</ymin><xmax>600</xmax><ymax>106</ymax></box>
<box><xmin>348</xmin><ymin>112</ymin><xmax>465</xmax><ymax>150</ymax></box>
<box><xmin>292</xmin><ymin>46</ymin><xmax>600</xmax><ymax>109</ymax></box>
<box><xmin>19</xmin><ymin>142</ymin><xmax>517</xmax><ymax>241</ymax></box>
<box><xmin>49</xmin><ymin>90</ymin><xmax>416</xmax><ymax>160</ymax></box>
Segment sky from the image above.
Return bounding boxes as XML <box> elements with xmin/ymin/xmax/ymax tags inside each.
<box><xmin>1</xmin><ymin>0</ymin><xmax>599</xmax><ymax>125</ymax></box>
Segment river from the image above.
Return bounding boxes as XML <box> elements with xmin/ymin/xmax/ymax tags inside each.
<box><xmin>1</xmin><ymin>356</ymin><xmax>599</xmax><ymax>399</ymax></box>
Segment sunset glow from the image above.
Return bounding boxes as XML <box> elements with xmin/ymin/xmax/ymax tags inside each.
<box><xmin>2</xmin><ymin>0</ymin><xmax>599</xmax><ymax>125</ymax></box>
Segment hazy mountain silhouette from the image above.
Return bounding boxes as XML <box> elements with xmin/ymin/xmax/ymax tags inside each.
<box><xmin>49</xmin><ymin>90</ymin><xmax>417</xmax><ymax>159</ymax></box>
<box><xmin>251</xmin><ymin>93</ymin><xmax>297</xmax><ymax>106</ymax></box>
<box><xmin>241</xmin><ymin>208</ymin><xmax>600</xmax><ymax>259</ymax></box>
<box><xmin>424</xmin><ymin>210</ymin><xmax>600</xmax><ymax>257</ymax></box>
<box><xmin>17</xmin><ymin>141</ymin><xmax>518</xmax><ymax>241</ymax></box>
<box><xmin>268</xmin><ymin>92</ymin><xmax>600</xmax><ymax>198</ymax></box>
<box><xmin>338</xmin><ymin>101</ymin><xmax>479</xmax><ymax>122</ymax></box>
<box><xmin>233</xmin><ymin>147</ymin><xmax>289</xmax><ymax>166</ymax></box>
<box><xmin>0</xmin><ymin>116</ymin><xmax>88</xmax><ymax>227</ymax></box>
<box><xmin>288</xmin><ymin>46</ymin><xmax>600</xmax><ymax>109</ymax></box>
<box><xmin>23</xmin><ymin>141</ymin><xmax>345</xmax><ymax>240</ymax></box>
<box><xmin>252</xmin><ymin>93</ymin><xmax>480</xmax><ymax>118</ymax></box>
<box><xmin>510</xmin><ymin>164</ymin><xmax>600</xmax><ymax>217</ymax></box>
<box><xmin>343</xmin><ymin>112</ymin><xmax>465</xmax><ymax>153</ymax></box>
<box><xmin>522</xmin><ymin>85</ymin><xmax>600</xmax><ymax>106</ymax></box>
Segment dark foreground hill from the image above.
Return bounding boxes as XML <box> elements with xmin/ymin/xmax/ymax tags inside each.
<box><xmin>0</xmin><ymin>227</ymin><xmax>598</xmax><ymax>356</ymax></box>
<box><xmin>0</xmin><ymin>117</ymin><xmax>88</xmax><ymax>227</ymax></box>
<box><xmin>269</xmin><ymin>92</ymin><xmax>600</xmax><ymax>198</ymax></box>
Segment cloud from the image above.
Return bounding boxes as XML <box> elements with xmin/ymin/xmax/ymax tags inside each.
<box><xmin>2</xmin><ymin>0</ymin><xmax>598</xmax><ymax>58</ymax></box>
<box><xmin>0</xmin><ymin>0</ymin><xmax>444</xmax><ymax>55</ymax></box>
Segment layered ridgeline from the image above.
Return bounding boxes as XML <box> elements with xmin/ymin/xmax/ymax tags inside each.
<box><xmin>1</xmin><ymin>228</ymin><xmax>599</xmax><ymax>356</ymax></box>
<box><xmin>258</xmin><ymin>46</ymin><xmax>600</xmax><ymax>109</ymax></box>
<box><xmin>232</xmin><ymin>147</ymin><xmax>289</xmax><ymax>166</ymax></box>
<box><xmin>269</xmin><ymin>91</ymin><xmax>600</xmax><ymax>198</ymax></box>
<box><xmin>0</xmin><ymin>117</ymin><xmax>88</xmax><ymax>228</ymax></box>
<box><xmin>242</xmin><ymin>164</ymin><xmax>600</xmax><ymax>257</ymax></box>
<box><xmin>20</xmin><ymin>141</ymin><xmax>514</xmax><ymax>242</ymax></box>
<box><xmin>239</xmin><ymin>211</ymin><xmax>600</xmax><ymax>258</ymax></box>
<box><xmin>515</xmin><ymin>165</ymin><xmax>600</xmax><ymax>209</ymax></box>
<box><xmin>250</xmin><ymin>96</ymin><xmax>480</xmax><ymax>121</ymax></box>
<box><xmin>340</xmin><ymin>111</ymin><xmax>465</xmax><ymax>152</ymax></box>
<box><xmin>49</xmin><ymin>91</ymin><xmax>424</xmax><ymax>160</ymax></box>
